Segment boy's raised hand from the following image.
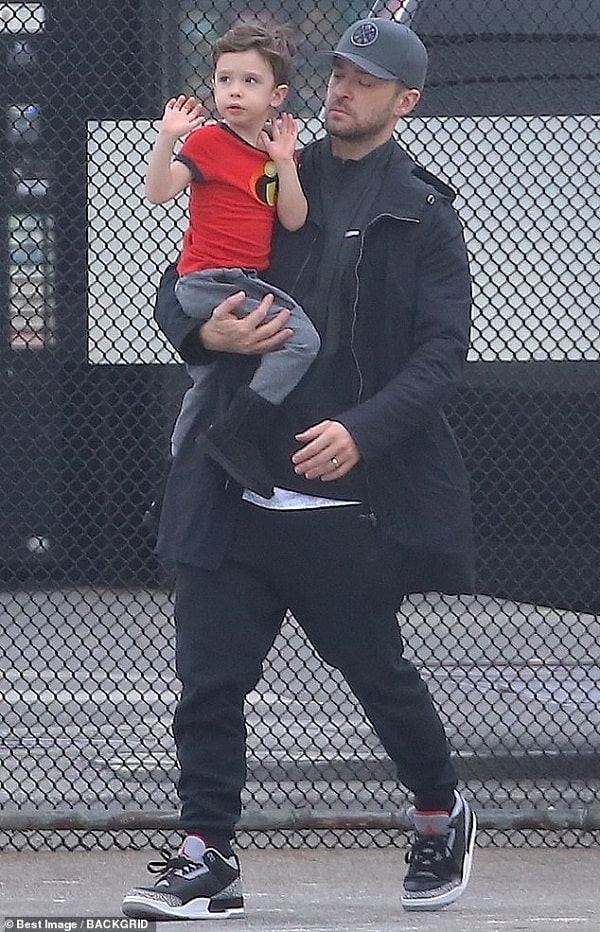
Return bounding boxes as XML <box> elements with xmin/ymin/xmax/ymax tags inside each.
<box><xmin>160</xmin><ymin>95</ymin><xmax>205</xmax><ymax>139</ymax></box>
<box><xmin>261</xmin><ymin>112</ymin><xmax>299</xmax><ymax>163</ymax></box>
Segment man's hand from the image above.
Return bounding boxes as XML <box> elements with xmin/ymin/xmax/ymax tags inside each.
<box><xmin>199</xmin><ymin>291</ymin><xmax>293</xmax><ymax>355</ymax></box>
<box><xmin>292</xmin><ymin>420</ymin><xmax>361</xmax><ymax>480</ymax></box>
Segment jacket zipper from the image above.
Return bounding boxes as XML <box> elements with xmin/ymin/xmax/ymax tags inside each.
<box><xmin>350</xmin><ymin>212</ymin><xmax>421</xmax><ymax>528</ymax></box>
<box><xmin>290</xmin><ymin>231</ymin><xmax>319</xmax><ymax>295</ymax></box>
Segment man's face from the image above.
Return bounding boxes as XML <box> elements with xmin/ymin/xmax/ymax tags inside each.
<box><xmin>325</xmin><ymin>58</ymin><xmax>417</xmax><ymax>151</ymax></box>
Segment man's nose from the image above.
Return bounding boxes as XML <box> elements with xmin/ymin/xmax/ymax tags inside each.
<box><xmin>335</xmin><ymin>78</ymin><xmax>352</xmax><ymax>98</ymax></box>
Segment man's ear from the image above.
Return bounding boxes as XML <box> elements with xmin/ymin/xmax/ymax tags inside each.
<box><xmin>395</xmin><ymin>88</ymin><xmax>421</xmax><ymax>118</ymax></box>
<box><xmin>272</xmin><ymin>83</ymin><xmax>289</xmax><ymax>107</ymax></box>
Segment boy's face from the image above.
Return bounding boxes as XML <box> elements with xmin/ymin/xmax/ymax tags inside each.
<box><xmin>213</xmin><ymin>49</ymin><xmax>288</xmax><ymax>132</ymax></box>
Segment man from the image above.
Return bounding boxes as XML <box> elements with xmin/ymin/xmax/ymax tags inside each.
<box><xmin>122</xmin><ymin>17</ymin><xmax>476</xmax><ymax>921</ymax></box>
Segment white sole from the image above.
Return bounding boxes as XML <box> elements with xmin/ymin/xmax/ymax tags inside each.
<box><xmin>121</xmin><ymin>893</ymin><xmax>245</xmax><ymax>921</ymax></box>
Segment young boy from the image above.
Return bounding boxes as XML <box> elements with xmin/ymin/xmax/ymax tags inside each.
<box><xmin>145</xmin><ymin>22</ymin><xmax>320</xmax><ymax>498</ymax></box>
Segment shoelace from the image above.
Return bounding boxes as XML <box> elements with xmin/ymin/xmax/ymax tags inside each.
<box><xmin>146</xmin><ymin>848</ymin><xmax>199</xmax><ymax>878</ymax></box>
<box><xmin>405</xmin><ymin>834</ymin><xmax>453</xmax><ymax>874</ymax></box>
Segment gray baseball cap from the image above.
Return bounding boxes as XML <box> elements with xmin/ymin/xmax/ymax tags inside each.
<box><xmin>318</xmin><ymin>18</ymin><xmax>428</xmax><ymax>90</ymax></box>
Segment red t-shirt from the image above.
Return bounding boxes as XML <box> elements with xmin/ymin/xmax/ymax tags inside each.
<box><xmin>175</xmin><ymin>123</ymin><xmax>279</xmax><ymax>275</ymax></box>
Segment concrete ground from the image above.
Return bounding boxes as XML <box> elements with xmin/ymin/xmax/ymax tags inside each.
<box><xmin>1</xmin><ymin>846</ymin><xmax>599</xmax><ymax>931</ymax></box>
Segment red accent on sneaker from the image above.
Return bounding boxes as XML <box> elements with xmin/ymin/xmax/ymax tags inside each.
<box><xmin>414</xmin><ymin>809</ymin><xmax>451</xmax><ymax>816</ymax></box>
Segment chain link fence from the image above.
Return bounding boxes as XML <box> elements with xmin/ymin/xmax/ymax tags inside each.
<box><xmin>1</xmin><ymin>0</ymin><xmax>599</xmax><ymax>852</ymax></box>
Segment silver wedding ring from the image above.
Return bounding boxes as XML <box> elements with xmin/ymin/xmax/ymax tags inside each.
<box><xmin>331</xmin><ymin>456</ymin><xmax>339</xmax><ymax>467</ymax></box>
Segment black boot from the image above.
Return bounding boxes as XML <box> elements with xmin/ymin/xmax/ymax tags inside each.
<box><xmin>196</xmin><ymin>386</ymin><xmax>276</xmax><ymax>498</ymax></box>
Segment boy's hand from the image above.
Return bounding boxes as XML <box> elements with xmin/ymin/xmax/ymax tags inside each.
<box><xmin>160</xmin><ymin>95</ymin><xmax>205</xmax><ymax>139</ymax></box>
<box><xmin>261</xmin><ymin>112</ymin><xmax>299</xmax><ymax>164</ymax></box>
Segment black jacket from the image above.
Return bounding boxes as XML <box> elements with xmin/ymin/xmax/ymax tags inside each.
<box><xmin>154</xmin><ymin>138</ymin><xmax>475</xmax><ymax>594</ymax></box>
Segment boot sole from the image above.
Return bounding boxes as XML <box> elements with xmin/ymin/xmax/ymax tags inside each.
<box><xmin>197</xmin><ymin>434</ymin><xmax>273</xmax><ymax>498</ymax></box>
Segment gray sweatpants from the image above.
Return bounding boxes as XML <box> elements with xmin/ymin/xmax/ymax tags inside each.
<box><xmin>175</xmin><ymin>267</ymin><xmax>320</xmax><ymax>405</ymax></box>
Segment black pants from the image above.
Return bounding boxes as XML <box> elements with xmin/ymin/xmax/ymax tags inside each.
<box><xmin>174</xmin><ymin>501</ymin><xmax>457</xmax><ymax>837</ymax></box>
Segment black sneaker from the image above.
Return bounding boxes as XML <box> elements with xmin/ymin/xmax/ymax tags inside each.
<box><xmin>121</xmin><ymin>845</ymin><xmax>244</xmax><ymax>920</ymax></box>
<box><xmin>401</xmin><ymin>790</ymin><xmax>476</xmax><ymax>911</ymax></box>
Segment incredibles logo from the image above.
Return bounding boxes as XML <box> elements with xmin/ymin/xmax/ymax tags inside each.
<box><xmin>251</xmin><ymin>161</ymin><xmax>278</xmax><ymax>207</ymax></box>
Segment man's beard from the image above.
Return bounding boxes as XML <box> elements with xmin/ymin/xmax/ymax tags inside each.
<box><xmin>326</xmin><ymin>103</ymin><xmax>395</xmax><ymax>141</ymax></box>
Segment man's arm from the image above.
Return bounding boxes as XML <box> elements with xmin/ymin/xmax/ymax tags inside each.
<box><xmin>339</xmin><ymin>201</ymin><xmax>471</xmax><ymax>459</ymax></box>
<box><xmin>154</xmin><ymin>265</ymin><xmax>294</xmax><ymax>364</ymax></box>
<box><xmin>338</xmin><ymin>200</ymin><xmax>471</xmax><ymax>460</ymax></box>
<box><xmin>292</xmin><ymin>198</ymin><xmax>472</xmax><ymax>478</ymax></box>
<box><xmin>154</xmin><ymin>264</ymin><xmax>215</xmax><ymax>365</ymax></box>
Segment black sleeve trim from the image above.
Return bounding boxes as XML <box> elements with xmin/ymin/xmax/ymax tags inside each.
<box><xmin>174</xmin><ymin>153</ymin><xmax>204</xmax><ymax>183</ymax></box>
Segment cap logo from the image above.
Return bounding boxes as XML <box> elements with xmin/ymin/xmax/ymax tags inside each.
<box><xmin>350</xmin><ymin>21</ymin><xmax>379</xmax><ymax>47</ymax></box>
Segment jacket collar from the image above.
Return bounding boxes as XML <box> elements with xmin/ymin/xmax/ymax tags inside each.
<box><xmin>299</xmin><ymin>136</ymin><xmax>457</xmax><ymax>229</ymax></box>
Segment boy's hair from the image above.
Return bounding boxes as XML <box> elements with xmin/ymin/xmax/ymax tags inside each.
<box><xmin>213</xmin><ymin>21</ymin><xmax>295</xmax><ymax>86</ymax></box>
